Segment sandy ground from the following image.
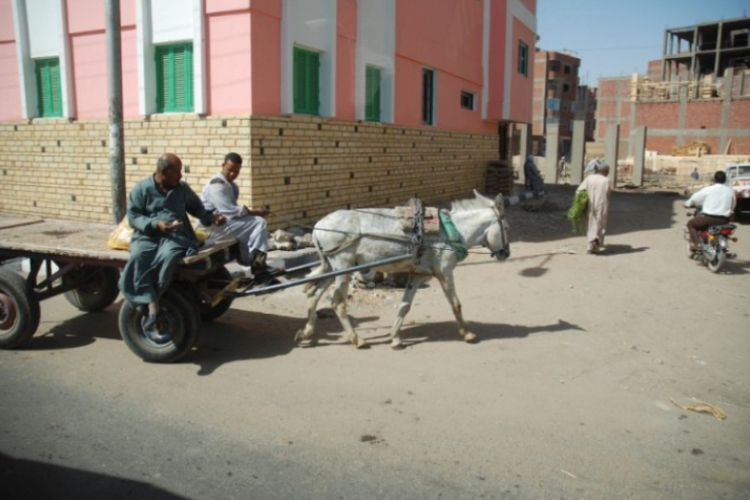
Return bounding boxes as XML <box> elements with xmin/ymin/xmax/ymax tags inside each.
<box><xmin>1</xmin><ymin>185</ymin><xmax>749</xmax><ymax>499</ymax></box>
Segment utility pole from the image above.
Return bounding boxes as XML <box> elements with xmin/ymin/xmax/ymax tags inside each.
<box><xmin>105</xmin><ymin>0</ymin><xmax>126</xmax><ymax>223</ymax></box>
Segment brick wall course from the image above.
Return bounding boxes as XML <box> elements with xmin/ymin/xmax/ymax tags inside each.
<box><xmin>684</xmin><ymin>101</ymin><xmax>723</xmax><ymax>129</ymax></box>
<box><xmin>0</xmin><ymin>115</ymin><xmax>497</xmax><ymax>228</ymax></box>
<box><xmin>729</xmin><ymin>99</ymin><xmax>750</xmax><ymax>129</ymax></box>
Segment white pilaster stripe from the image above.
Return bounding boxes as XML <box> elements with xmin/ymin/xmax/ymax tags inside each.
<box><xmin>193</xmin><ymin>0</ymin><xmax>205</xmax><ymax>114</ymax></box>
<box><xmin>481</xmin><ymin>0</ymin><xmax>490</xmax><ymax>120</ymax></box>
<box><xmin>503</xmin><ymin>0</ymin><xmax>537</xmax><ymax>121</ymax></box>
<box><xmin>58</xmin><ymin>0</ymin><xmax>75</xmax><ymax>118</ymax></box>
<box><xmin>11</xmin><ymin>0</ymin><xmax>34</xmax><ymax>119</ymax></box>
<box><xmin>136</xmin><ymin>0</ymin><xmax>153</xmax><ymax>115</ymax></box>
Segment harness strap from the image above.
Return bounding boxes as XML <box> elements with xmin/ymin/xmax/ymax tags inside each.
<box><xmin>438</xmin><ymin>210</ymin><xmax>468</xmax><ymax>262</ymax></box>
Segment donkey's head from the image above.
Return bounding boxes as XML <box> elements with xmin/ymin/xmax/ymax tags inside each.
<box><xmin>481</xmin><ymin>190</ymin><xmax>510</xmax><ymax>261</ymax></box>
<box><xmin>450</xmin><ymin>191</ymin><xmax>510</xmax><ymax>261</ymax></box>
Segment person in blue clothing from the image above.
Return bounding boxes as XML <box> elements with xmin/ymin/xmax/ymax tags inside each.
<box><xmin>118</xmin><ymin>153</ymin><xmax>225</xmax><ymax>341</ymax></box>
<box><xmin>523</xmin><ymin>155</ymin><xmax>544</xmax><ymax>193</ymax></box>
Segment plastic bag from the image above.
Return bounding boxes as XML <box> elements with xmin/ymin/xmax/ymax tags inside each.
<box><xmin>107</xmin><ymin>218</ymin><xmax>133</xmax><ymax>250</ymax></box>
<box><xmin>194</xmin><ymin>225</ymin><xmax>209</xmax><ymax>244</ymax></box>
<box><xmin>567</xmin><ymin>190</ymin><xmax>589</xmax><ymax>233</ymax></box>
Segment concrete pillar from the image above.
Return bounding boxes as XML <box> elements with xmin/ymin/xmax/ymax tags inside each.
<box><xmin>569</xmin><ymin>120</ymin><xmax>586</xmax><ymax>185</ymax></box>
<box><xmin>677</xmin><ymin>85</ymin><xmax>688</xmax><ymax>147</ymax></box>
<box><xmin>719</xmin><ymin>67</ymin><xmax>734</xmax><ymax>154</ymax></box>
<box><xmin>545</xmin><ymin>124</ymin><xmax>560</xmax><ymax>185</ymax></box>
<box><xmin>605</xmin><ymin>124</ymin><xmax>620</xmax><ymax>185</ymax></box>
<box><xmin>518</xmin><ymin>123</ymin><xmax>531</xmax><ymax>187</ymax></box>
<box><xmin>632</xmin><ymin>126</ymin><xmax>647</xmax><ymax>186</ymax></box>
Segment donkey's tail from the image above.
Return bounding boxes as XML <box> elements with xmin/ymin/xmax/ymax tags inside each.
<box><xmin>302</xmin><ymin>236</ymin><xmax>333</xmax><ymax>293</ymax></box>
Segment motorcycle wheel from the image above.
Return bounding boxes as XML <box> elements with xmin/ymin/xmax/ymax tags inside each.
<box><xmin>706</xmin><ymin>249</ymin><xmax>726</xmax><ymax>273</ymax></box>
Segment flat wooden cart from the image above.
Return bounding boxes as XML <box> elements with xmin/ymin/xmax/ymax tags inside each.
<box><xmin>0</xmin><ymin>216</ymin><xmax>242</xmax><ymax>362</ymax></box>
<box><xmin>0</xmin><ymin>216</ymin><xmax>412</xmax><ymax>363</ymax></box>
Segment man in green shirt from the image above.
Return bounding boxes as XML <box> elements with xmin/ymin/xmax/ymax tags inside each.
<box><xmin>118</xmin><ymin>153</ymin><xmax>225</xmax><ymax>342</ymax></box>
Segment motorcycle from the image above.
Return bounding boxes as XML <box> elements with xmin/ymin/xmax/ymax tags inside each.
<box><xmin>684</xmin><ymin>210</ymin><xmax>738</xmax><ymax>273</ymax></box>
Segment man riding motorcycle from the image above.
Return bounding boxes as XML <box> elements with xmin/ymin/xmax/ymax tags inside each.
<box><xmin>684</xmin><ymin>170</ymin><xmax>736</xmax><ymax>252</ymax></box>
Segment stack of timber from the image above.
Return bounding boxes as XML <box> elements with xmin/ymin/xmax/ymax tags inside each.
<box><xmin>673</xmin><ymin>141</ymin><xmax>710</xmax><ymax>157</ymax></box>
<box><xmin>486</xmin><ymin>161</ymin><xmax>513</xmax><ymax>196</ymax></box>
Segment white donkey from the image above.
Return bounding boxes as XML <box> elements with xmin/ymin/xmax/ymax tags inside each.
<box><xmin>294</xmin><ymin>190</ymin><xmax>510</xmax><ymax>350</ymax></box>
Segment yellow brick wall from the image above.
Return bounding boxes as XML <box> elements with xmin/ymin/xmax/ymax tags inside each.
<box><xmin>0</xmin><ymin>114</ymin><xmax>498</xmax><ymax>228</ymax></box>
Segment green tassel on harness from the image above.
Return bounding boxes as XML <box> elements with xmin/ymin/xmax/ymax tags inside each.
<box><xmin>439</xmin><ymin>211</ymin><xmax>468</xmax><ymax>262</ymax></box>
<box><xmin>567</xmin><ymin>190</ymin><xmax>589</xmax><ymax>233</ymax></box>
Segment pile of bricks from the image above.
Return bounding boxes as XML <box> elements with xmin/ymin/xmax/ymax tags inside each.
<box><xmin>485</xmin><ymin>161</ymin><xmax>513</xmax><ymax>196</ymax></box>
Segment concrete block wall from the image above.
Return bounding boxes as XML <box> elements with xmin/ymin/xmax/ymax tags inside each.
<box><xmin>0</xmin><ymin>114</ymin><xmax>498</xmax><ymax>228</ymax></box>
<box><xmin>248</xmin><ymin>116</ymin><xmax>497</xmax><ymax>227</ymax></box>
<box><xmin>614</xmin><ymin>154</ymin><xmax>750</xmax><ymax>187</ymax></box>
<box><xmin>0</xmin><ymin>114</ymin><xmax>252</xmax><ymax>222</ymax></box>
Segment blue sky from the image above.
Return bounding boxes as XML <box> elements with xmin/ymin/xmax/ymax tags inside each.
<box><xmin>536</xmin><ymin>0</ymin><xmax>749</xmax><ymax>86</ymax></box>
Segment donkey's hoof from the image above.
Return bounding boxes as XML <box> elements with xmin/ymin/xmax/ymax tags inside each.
<box><xmin>355</xmin><ymin>339</ymin><xmax>370</xmax><ymax>349</ymax></box>
<box><xmin>294</xmin><ymin>329</ymin><xmax>311</xmax><ymax>344</ymax></box>
<box><xmin>391</xmin><ymin>341</ymin><xmax>405</xmax><ymax>351</ymax></box>
<box><xmin>463</xmin><ymin>333</ymin><xmax>479</xmax><ymax>344</ymax></box>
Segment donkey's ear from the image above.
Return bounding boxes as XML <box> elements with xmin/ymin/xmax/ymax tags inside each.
<box><xmin>494</xmin><ymin>193</ymin><xmax>504</xmax><ymax>208</ymax></box>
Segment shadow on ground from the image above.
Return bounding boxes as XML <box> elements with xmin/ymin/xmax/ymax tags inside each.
<box><xmin>22</xmin><ymin>301</ymin><xmax>309</xmax><ymax>374</ymax></box>
<box><xmin>0</xmin><ymin>452</ymin><xmax>189</xmax><ymax>500</ymax></box>
<box><xmin>505</xmin><ymin>184</ymin><xmax>681</xmax><ymax>243</ymax></box>
<box><xmin>191</xmin><ymin>309</ymin><xmax>377</xmax><ymax>375</ymax></box>
<box><xmin>311</xmin><ymin>317</ymin><xmax>585</xmax><ymax>349</ymax></box>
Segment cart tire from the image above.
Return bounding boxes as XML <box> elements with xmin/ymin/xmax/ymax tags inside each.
<box><xmin>118</xmin><ymin>288</ymin><xmax>200</xmax><ymax>363</ymax></box>
<box><xmin>0</xmin><ymin>268</ymin><xmax>41</xmax><ymax>349</ymax></box>
<box><xmin>199</xmin><ymin>265</ymin><xmax>234</xmax><ymax>322</ymax></box>
<box><xmin>63</xmin><ymin>266</ymin><xmax>120</xmax><ymax>312</ymax></box>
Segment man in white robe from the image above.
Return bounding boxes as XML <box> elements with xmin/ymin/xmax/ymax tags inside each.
<box><xmin>576</xmin><ymin>162</ymin><xmax>612</xmax><ymax>254</ymax></box>
<box><xmin>201</xmin><ymin>153</ymin><xmax>270</xmax><ymax>272</ymax></box>
<box><xmin>584</xmin><ymin>157</ymin><xmax>601</xmax><ymax>177</ymax></box>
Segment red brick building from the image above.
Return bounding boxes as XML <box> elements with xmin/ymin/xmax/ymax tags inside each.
<box><xmin>532</xmin><ymin>50</ymin><xmax>596</xmax><ymax>158</ymax></box>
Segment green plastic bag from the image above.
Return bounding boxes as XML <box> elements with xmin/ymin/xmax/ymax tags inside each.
<box><xmin>567</xmin><ymin>190</ymin><xmax>589</xmax><ymax>233</ymax></box>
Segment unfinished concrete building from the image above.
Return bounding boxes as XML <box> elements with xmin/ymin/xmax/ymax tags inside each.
<box><xmin>596</xmin><ymin>16</ymin><xmax>750</xmax><ymax>157</ymax></box>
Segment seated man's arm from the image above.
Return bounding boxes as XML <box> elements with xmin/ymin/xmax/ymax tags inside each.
<box><xmin>128</xmin><ymin>186</ymin><xmax>160</xmax><ymax>235</ymax></box>
<box><xmin>203</xmin><ymin>182</ymin><xmax>248</xmax><ymax>219</ymax></box>
<box><xmin>187</xmin><ymin>185</ymin><xmax>220</xmax><ymax>227</ymax></box>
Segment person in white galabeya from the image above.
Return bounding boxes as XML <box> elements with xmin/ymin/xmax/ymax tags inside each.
<box><xmin>576</xmin><ymin>161</ymin><xmax>612</xmax><ymax>254</ymax></box>
<box><xmin>684</xmin><ymin>170</ymin><xmax>736</xmax><ymax>251</ymax></box>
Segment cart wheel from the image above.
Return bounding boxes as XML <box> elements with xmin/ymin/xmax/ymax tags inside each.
<box><xmin>118</xmin><ymin>288</ymin><xmax>200</xmax><ymax>363</ymax></box>
<box><xmin>0</xmin><ymin>268</ymin><xmax>41</xmax><ymax>349</ymax></box>
<box><xmin>63</xmin><ymin>266</ymin><xmax>120</xmax><ymax>312</ymax></box>
<box><xmin>199</xmin><ymin>265</ymin><xmax>234</xmax><ymax>322</ymax></box>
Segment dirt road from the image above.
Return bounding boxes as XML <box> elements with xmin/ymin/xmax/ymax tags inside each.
<box><xmin>1</xmin><ymin>186</ymin><xmax>749</xmax><ymax>499</ymax></box>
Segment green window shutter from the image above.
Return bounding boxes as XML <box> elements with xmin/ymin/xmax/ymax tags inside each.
<box><xmin>35</xmin><ymin>58</ymin><xmax>62</xmax><ymax>117</ymax></box>
<box><xmin>293</xmin><ymin>47</ymin><xmax>320</xmax><ymax>116</ymax></box>
<box><xmin>155</xmin><ymin>43</ymin><xmax>193</xmax><ymax>113</ymax></box>
<box><xmin>293</xmin><ymin>48</ymin><xmax>304</xmax><ymax>113</ymax></box>
<box><xmin>518</xmin><ymin>41</ymin><xmax>528</xmax><ymax>77</ymax></box>
<box><xmin>365</xmin><ymin>65</ymin><xmax>381</xmax><ymax>122</ymax></box>
<box><xmin>308</xmin><ymin>50</ymin><xmax>319</xmax><ymax>115</ymax></box>
<box><xmin>155</xmin><ymin>48</ymin><xmax>166</xmax><ymax>111</ymax></box>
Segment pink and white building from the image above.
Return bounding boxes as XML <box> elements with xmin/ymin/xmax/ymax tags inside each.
<box><xmin>0</xmin><ymin>0</ymin><xmax>538</xmax><ymax>223</ymax></box>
